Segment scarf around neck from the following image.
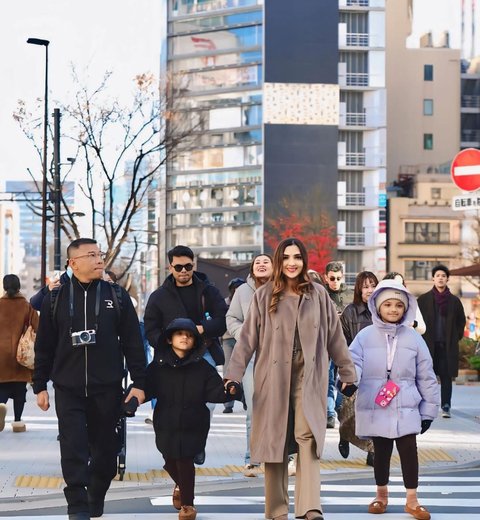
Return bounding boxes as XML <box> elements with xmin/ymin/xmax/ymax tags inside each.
<box><xmin>432</xmin><ymin>285</ymin><xmax>450</xmax><ymax>316</ymax></box>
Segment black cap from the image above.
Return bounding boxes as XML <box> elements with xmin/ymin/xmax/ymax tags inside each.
<box><xmin>165</xmin><ymin>318</ymin><xmax>200</xmax><ymax>340</ymax></box>
<box><xmin>228</xmin><ymin>277</ymin><xmax>245</xmax><ymax>290</ymax></box>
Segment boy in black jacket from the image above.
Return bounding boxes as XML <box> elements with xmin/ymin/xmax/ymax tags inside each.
<box><xmin>146</xmin><ymin>318</ymin><xmax>241</xmax><ymax>520</ymax></box>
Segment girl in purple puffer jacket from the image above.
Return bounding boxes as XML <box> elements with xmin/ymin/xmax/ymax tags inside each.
<box><xmin>349</xmin><ymin>280</ymin><xmax>439</xmax><ymax>520</ymax></box>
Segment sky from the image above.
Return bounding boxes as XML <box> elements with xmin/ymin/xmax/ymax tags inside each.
<box><xmin>0</xmin><ymin>0</ymin><xmax>163</xmax><ymax>186</ymax></box>
<box><xmin>0</xmin><ymin>0</ymin><xmax>475</xmax><ymax>187</ymax></box>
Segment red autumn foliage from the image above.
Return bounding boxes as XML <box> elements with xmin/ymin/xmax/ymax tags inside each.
<box><xmin>264</xmin><ymin>213</ymin><xmax>338</xmax><ymax>273</ymax></box>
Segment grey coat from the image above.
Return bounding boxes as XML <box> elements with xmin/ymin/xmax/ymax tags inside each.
<box><xmin>225</xmin><ymin>281</ymin><xmax>356</xmax><ymax>463</ymax></box>
<box><xmin>350</xmin><ymin>281</ymin><xmax>439</xmax><ymax>439</ymax></box>
<box><xmin>226</xmin><ymin>275</ymin><xmax>256</xmax><ymax>341</ymax></box>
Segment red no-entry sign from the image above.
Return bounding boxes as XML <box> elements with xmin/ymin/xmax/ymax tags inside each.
<box><xmin>451</xmin><ymin>148</ymin><xmax>480</xmax><ymax>191</ymax></box>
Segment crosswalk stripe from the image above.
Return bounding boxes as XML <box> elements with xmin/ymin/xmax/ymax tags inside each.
<box><xmin>8</xmin><ymin>514</ymin><xmax>477</xmax><ymax>520</ymax></box>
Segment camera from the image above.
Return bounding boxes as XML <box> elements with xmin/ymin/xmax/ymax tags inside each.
<box><xmin>71</xmin><ymin>329</ymin><xmax>96</xmax><ymax>347</ymax></box>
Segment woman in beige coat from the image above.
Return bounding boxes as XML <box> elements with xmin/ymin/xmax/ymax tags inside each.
<box><xmin>225</xmin><ymin>238</ymin><xmax>356</xmax><ymax>520</ymax></box>
<box><xmin>0</xmin><ymin>274</ymin><xmax>39</xmax><ymax>433</ymax></box>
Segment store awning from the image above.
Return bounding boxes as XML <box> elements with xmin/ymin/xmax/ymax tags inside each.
<box><xmin>449</xmin><ymin>264</ymin><xmax>480</xmax><ymax>277</ymax></box>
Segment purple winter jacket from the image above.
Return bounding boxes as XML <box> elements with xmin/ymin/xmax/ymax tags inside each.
<box><xmin>349</xmin><ymin>280</ymin><xmax>439</xmax><ymax>439</ymax></box>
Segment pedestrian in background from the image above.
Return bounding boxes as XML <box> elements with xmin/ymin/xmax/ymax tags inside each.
<box><xmin>349</xmin><ymin>280</ymin><xmax>439</xmax><ymax>520</ymax></box>
<box><xmin>338</xmin><ymin>270</ymin><xmax>378</xmax><ymax>467</ymax></box>
<box><xmin>222</xmin><ymin>277</ymin><xmax>245</xmax><ymax>414</ymax></box>
<box><xmin>225</xmin><ymin>238</ymin><xmax>356</xmax><ymax>520</ymax></box>
<box><xmin>0</xmin><ymin>274</ymin><xmax>39</xmax><ymax>433</ymax></box>
<box><xmin>146</xmin><ymin>318</ymin><xmax>241</xmax><ymax>520</ymax></box>
<box><xmin>33</xmin><ymin>238</ymin><xmax>146</xmax><ymax>520</ymax></box>
<box><xmin>226</xmin><ymin>253</ymin><xmax>273</xmax><ymax>477</ymax></box>
<box><xmin>323</xmin><ymin>261</ymin><xmax>353</xmax><ymax>430</ymax></box>
<box><xmin>417</xmin><ymin>265</ymin><xmax>466</xmax><ymax>418</ymax></box>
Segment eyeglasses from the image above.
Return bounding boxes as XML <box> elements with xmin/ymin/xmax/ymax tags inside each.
<box><xmin>171</xmin><ymin>263</ymin><xmax>194</xmax><ymax>272</ymax></box>
<box><xmin>329</xmin><ymin>276</ymin><xmax>342</xmax><ymax>282</ymax></box>
<box><xmin>70</xmin><ymin>252</ymin><xmax>107</xmax><ymax>261</ymax></box>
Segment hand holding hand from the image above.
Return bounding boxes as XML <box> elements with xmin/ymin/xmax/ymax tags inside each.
<box><xmin>420</xmin><ymin>419</ymin><xmax>432</xmax><ymax>434</ymax></box>
<box><xmin>125</xmin><ymin>387</ymin><xmax>145</xmax><ymax>405</ymax></box>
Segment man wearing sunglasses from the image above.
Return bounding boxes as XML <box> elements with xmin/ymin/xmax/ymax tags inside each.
<box><xmin>323</xmin><ymin>262</ymin><xmax>353</xmax><ymax>429</ymax></box>
<box><xmin>144</xmin><ymin>245</ymin><xmax>227</xmax><ymax>370</ymax></box>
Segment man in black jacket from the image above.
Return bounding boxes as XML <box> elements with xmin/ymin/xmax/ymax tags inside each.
<box><xmin>33</xmin><ymin>238</ymin><xmax>146</xmax><ymax>520</ymax></box>
<box><xmin>417</xmin><ymin>264</ymin><xmax>466</xmax><ymax>419</ymax></box>
<box><xmin>144</xmin><ymin>245</ymin><xmax>227</xmax><ymax>367</ymax></box>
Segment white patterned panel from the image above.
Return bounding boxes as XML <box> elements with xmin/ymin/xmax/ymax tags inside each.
<box><xmin>263</xmin><ymin>82</ymin><xmax>339</xmax><ymax>125</ymax></box>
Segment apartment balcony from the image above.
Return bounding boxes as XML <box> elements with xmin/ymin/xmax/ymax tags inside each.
<box><xmin>339</xmin><ymin>0</ymin><xmax>385</xmax><ymax>8</ymax></box>
<box><xmin>461</xmin><ymin>95</ymin><xmax>480</xmax><ymax>110</ymax></box>
<box><xmin>346</xmin><ymin>152</ymin><xmax>366</xmax><ymax>166</ymax></box>
<box><xmin>346</xmin><ymin>32</ymin><xmax>369</xmax><ymax>47</ymax></box>
<box><xmin>345</xmin><ymin>192</ymin><xmax>366</xmax><ymax>206</ymax></box>
<box><xmin>346</xmin><ymin>72</ymin><xmax>369</xmax><ymax>87</ymax></box>
<box><xmin>337</xmin><ymin>226</ymin><xmax>385</xmax><ymax>250</ymax></box>
<box><xmin>346</xmin><ymin>111</ymin><xmax>366</xmax><ymax>126</ymax></box>
<box><xmin>461</xmin><ymin>129</ymin><xmax>480</xmax><ymax>147</ymax></box>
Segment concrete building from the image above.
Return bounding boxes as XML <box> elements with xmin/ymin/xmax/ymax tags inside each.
<box><xmin>388</xmin><ymin>172</ymin><xmax>463</xmax><ymax>296</ymax></box>
<box><xmin>159</xmin><ymin>0</ymin><xmax>387</xmax><ymax>280</ymax></box>
<box><xmin>386</xmin><ymin>0</ymin><xmax>461</xmax><ymax>184</ymax></box>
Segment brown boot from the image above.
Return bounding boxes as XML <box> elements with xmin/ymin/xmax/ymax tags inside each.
<box><xmin>12</xmin><ymin>421</ymin><xmax>26</xmax><ymax>433</ymax></box>
<box><xmin>179</xmin><ymin>505</ymin><xmax>197</xmax><ymax>520</ymax></box>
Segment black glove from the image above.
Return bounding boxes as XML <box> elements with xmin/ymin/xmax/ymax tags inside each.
<box><xmin>420</xmin><ymin>419</ymin><xmax>432</xmax><ymax>434</ymax></box>
<box><xmin>226</xmin><ymin>381</ymin><xmax>243</xmax><ymax>401</ymax></box>
<box><xmin>336</xmin><ymin>379</ymin><xmax>358</xmax><ymax>397</ymax></box>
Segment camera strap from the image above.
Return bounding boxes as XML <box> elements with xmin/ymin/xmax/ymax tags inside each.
<box><xmin>69</xmin><ymin>279</ymin><xmax>102</xmax><ymax>333</ymax></box>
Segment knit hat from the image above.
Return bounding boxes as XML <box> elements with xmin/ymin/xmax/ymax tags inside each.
<box><xmin>375</xmin><ymin>288</ymin><xmax>409</xmax><ymax>313</ymax></box>
<box><xmin>165</xmin><ymin>318</ymin><xmax>200</xmax><ymax>341</ymax></box>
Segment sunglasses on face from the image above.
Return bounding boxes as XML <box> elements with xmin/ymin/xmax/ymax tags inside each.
<box><xmin>172</xmin><ymin>263</ymin><xmax>194</xmax><ymax>272</ymax></box>
<box><xmin>329</xmin><ymin>276</ymin><xmax>342</xmax><ymax>282</ymax></box>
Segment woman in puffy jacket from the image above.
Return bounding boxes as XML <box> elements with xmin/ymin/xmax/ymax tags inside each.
<box><xmin>349</xmin><ymin>280</ymin><xmax>439</xmax><ymax>520</ymax></box>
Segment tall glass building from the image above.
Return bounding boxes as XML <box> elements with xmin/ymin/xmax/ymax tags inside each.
<box><xmin>163</xmin><ymin>0</ymin><xmax>386</xmax><ymax>279</ymax></box>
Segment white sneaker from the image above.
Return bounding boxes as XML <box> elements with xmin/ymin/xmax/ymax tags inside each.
<box><xmin>0</xmin><ymin>403</ymin><xmax>6</xmax><ymax>432</ymax></box>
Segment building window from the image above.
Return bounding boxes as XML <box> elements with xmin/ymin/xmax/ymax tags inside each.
<box><xmin>404</xmin><ymin>222</ymin><xmax>450</xmax><ymax>243</ymax></box>
<box><xmin>431</xmin><ymin>187</ymin><xmax>441</xmax><ymax>199</ymax></box>
<box><xmin>405</xmin><ymin>260</ymin><xmax>448</xmax><ymax>281</ymax></box>
<box><xmin>423</xmin><ymin>99</ymin><xmax>433</xmax><ymax>115</ymax></box>
<box><xmin>424</xmin><ymin>64</ymin><xmax>433</xmax><ymax>81</ymax></box>
<box><xmin>423</xmin><ymin>133</ymin><xmax>433</xmax><ymax>150</ymax></box>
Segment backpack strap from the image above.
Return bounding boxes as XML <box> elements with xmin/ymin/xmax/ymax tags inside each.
<box><xmin>50</xmin><ymin>284</ymin><xmax>64</xmax><ymax>323</ymax></box>
<box><xmin>109</xmin><ymin>282</ymin><xmax>123</xmax><ymax>321</ymax></box>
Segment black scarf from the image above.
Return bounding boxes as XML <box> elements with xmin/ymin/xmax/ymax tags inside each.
<box><xmin>432</xmin><ymin>286</ymin><xmax>450</xmax><ymax>316</ymax></box>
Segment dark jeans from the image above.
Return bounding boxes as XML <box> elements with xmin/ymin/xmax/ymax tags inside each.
<box><xmin>54</xmin><ymin>385</ymin><xmax>122</xmax><ymax>514</ymax></box>
<box><xmin>372</xmin><ymin>434</ymin><xmax>418</xmax><ymax>489</ymax></box>
<box><xmin>0</xmin><ymin>382</ymin><xmax>27</xmax><ymax>421</ymax></box>
<box><xmin>439</xmin><ymin>375</ymin><xmax>452</xmax><ymax>408</ymax></box>
<box><xmin>164</xmin><ymin>457</ymin><xmax>195</xmax><ymax>506</ymax></box>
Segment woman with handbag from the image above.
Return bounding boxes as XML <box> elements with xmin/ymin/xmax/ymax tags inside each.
<box><xmin>0</xmin><ymin>274</ymin><xmax>39</xmax><ymax>433</ymax></box>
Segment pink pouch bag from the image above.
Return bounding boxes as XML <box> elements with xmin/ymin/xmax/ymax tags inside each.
<box><xmin>375</xmin><ymin>380</ymin><xmax>400</xmax><ymax>407</ymax></box>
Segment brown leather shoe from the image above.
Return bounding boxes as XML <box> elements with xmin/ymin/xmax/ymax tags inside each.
<box><xmin>404</xmin><ymin>504</ymin><xmax>431</xmax><ymax>520</ymax></box>
<box><xmin>305</xmin><ymin>510</ymin><xmax>324</xmax><ymax>520</ymax></box>
<box><xmin>179</xmin><ymin>505</ymin><xmax>197</xmax><ymax>520</ymax></box>
<box><xmin>172</xmin><ymin>486</ymin><xmax>181</xmax><ymax>510</ymax></box>
<box><xmin>368</xmin><ymin>500</ymin><xmax>387</xmax><ymax>514</ymax></box>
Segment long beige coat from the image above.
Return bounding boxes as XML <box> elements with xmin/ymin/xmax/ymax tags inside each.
<box><xmin>225</xmin><ymin>281</ymin><xmax>356</xmax><ymax>463</ymax></box>
<box><xmin>0</xmin><ymin>294</ymin><xmax>39</xmax><ymax>383</ymax></box>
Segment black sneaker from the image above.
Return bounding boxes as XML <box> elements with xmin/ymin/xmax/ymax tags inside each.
<box><xmin>442</xmin><ymin>405</ymin><xmax>451</xmax><ymax>418</ymax></box>
<box><xmin>326</xmin><ymin>416</ymin><xmax>335</xmax><ymax>429</ymax></box>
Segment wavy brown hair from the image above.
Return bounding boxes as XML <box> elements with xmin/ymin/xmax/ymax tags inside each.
<box><xmin>269</xmin><ymin>238</ymin><xmax>311</xmax><ymax>313</ymax></box>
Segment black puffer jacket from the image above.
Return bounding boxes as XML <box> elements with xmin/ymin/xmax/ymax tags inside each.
<box><xmin>146</xmin><ymin>343</ymin><xmax>238</xmax><ymax>458</ymax></box>
<box><xmin>340</xmin><ymin>302</ymin><xmax>372</xmax><ymax>346</ymax></box>
<box><xmin>144</xmin><ymin>272</ymin><xmax>227</xmax><ymax>354</ymax></box>
<box><xmin>33</xmin><ymin>278</ymin><xmax>146</xmax><ymax>395</ymax></box>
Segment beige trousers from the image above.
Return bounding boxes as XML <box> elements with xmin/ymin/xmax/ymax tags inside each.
<box><xmin>264</xmin><ymin>349</ymin><xmax>322</xmax><ymax>519</ymax></box>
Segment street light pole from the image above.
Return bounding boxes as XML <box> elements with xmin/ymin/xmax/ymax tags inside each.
<box><xmin>27</xmin><ymin>37</ymin><xmax>50</xmax><ymax>285</ymax></box>
<box><xmin>53</xmin><ymin>108</ymin><xmax>61</xmax><ymax>271</ymax></box>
